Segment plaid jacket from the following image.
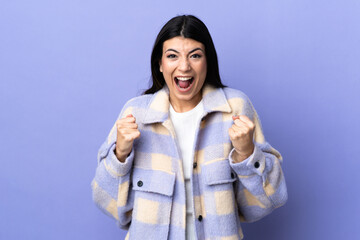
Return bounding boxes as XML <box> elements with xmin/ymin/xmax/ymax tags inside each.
<box><xmin>92</xmin><ymin>84</ymin><xmax>287</xmax><ymax>240</ymax></box>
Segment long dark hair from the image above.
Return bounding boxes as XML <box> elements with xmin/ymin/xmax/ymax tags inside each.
<box><xmin>143</xmin><ymin>15</ymin><xmax>226</xmax><ymax>94</ymax></box>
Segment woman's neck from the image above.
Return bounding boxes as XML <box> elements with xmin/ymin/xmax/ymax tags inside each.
<box><xmin>169</xmin><ymin>93</ymin><xmax>202</xmax><ymax>113</ymax></box>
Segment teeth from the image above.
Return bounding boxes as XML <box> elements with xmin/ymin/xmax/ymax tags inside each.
<box><xmin>176</xmin><ymin>77</ymin><xmax>192</xmax><ymax>81</ymax></box>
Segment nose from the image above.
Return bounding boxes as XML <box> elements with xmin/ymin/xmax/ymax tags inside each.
<box><xmin>178</xmin><ymin>58</ymin><xmax>191</xmax><ymax>71</ymax></box>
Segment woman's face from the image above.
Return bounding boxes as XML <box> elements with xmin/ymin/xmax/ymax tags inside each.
<box><xmin>160</xmin><ymin>36</ymin><xmax>207</xmax><ymax>112</ymax></box>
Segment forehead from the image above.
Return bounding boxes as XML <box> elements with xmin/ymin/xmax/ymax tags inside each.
<box><xmin>163</xmin><ymin>36</ymin><xmax>205</xmax><ymax>51</ymax></box>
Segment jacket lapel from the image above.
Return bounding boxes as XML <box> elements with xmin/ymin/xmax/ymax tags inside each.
<box><xmin>142</xmin><ymin>84</ymin><xmax>232</xmax><ymax>125</ymax></box>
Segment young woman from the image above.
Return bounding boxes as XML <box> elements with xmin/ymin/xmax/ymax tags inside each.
<box><xmin>92</xmin><ymin>15</ymin><xmax>287</xmax><ymax>240</ymax></box>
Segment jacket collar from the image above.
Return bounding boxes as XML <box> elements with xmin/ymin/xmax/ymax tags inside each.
<box><xmin>143</xmin><ymin>84</ymin><xmax>231</xmax><ymax>124</ymax></box>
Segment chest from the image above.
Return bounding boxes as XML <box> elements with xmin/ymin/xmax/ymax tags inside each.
<box><xmin>132</xmin><ymin>112</ymin><xmax>234</xmax><ymax>174</ymax></box>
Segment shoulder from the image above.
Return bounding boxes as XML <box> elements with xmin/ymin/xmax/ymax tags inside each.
<box><xmin>222</xmin><ymin>86</ymin><xmax>253</xmax><ymax>106</ymax></box>
<box><xmin>221</xmin><ymin>87</ymin><xmax>255</xmax><ymax>115</ymax></box>
<box><xmin>222</xmin><ymin>87</ymin><xmax>250</xmax><ymax>101</ymax></box>
<box><xmin>123</xmin><ymin>94</ymin><xmax>153</xmax><ymax>109</ymax></box>
<box><xmin>117</xmin><ymin>94</ymin><xmax>154</xmax><ymax>120</ymax></box>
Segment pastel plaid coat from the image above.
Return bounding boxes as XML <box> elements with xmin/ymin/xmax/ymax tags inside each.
<box><xmin>92</xmin><ymin>84</ymin><xmax>287</xmax><ymax>240</ymax></box>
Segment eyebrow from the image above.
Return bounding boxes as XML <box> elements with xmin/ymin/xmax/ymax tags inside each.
<box><xmin>165</xmin><ymin>47</ymin><xmax>204</xmax><ymax>54</ymax></box>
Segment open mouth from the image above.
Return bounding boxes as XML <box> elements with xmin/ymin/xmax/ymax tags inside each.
<box><xmin>174</xmin><ymin>77</ymin><xmax>194</xmax><ymax>91</ymax></box>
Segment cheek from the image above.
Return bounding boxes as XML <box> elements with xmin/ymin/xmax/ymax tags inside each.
<box><xmin>161</xmin><ymin>63</ymin><xmax>174</xmax><ymax>84</ymax></box>
<box><xmin>199</xmin><ymin>61</ymin><xmax>207</xmax><ymax>79</ymax></box>
<box><xmin>161</xmin><ymin>60</ymin><xmax>175</xmax><ymax>71</ymax></box>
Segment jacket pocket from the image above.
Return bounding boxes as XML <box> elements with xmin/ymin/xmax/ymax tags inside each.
<box><xmin>128</xmin><ymin>167</ymin><xmax>175</xmax><ymax>240</ymax></box>
<box><xmin>203</xmin><ymin>159</ymin><xmax>237</xmax><ymax>185</ymax></box>
<box><xmin>132</xmin><ymin>167</ymin><xmax>175</xmax><ymax>196</ymax></box>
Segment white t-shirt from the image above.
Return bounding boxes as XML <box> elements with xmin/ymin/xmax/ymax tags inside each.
<box><xmin>169</xmin><ymin>100</ymin><xmax>204</xmax><ymax>240</ymax></box>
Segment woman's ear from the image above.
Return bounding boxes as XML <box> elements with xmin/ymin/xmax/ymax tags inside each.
<box><xmin>159</xmin><ymin>60</ymin><xmax>163</xmax><ymax>72</ymax></box>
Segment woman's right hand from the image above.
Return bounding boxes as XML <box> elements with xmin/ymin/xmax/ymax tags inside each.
<box><xmin>115</xmin><ymin>114</ymin><xmax>141</xmax><ymax>162</ymax></box>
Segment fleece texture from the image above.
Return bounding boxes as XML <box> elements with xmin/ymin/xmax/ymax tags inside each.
<box><xmin>92</xmin><ymin>84</ymin><xmax>288</xmax><ymax>240</ymax></box>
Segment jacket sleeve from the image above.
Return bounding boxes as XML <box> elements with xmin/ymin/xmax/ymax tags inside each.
<box><xmin>229</xmin><ymin>97</ymin><xmax>288</xmax><ymax>223</ymax></box>
<box><xmin>91</xmin><ymin>102</ymin><xmax>136</xmax><ymax>229</ymax></box>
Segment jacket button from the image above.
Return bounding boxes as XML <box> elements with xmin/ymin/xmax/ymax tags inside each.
<box><xmin>193</xmin><ymin>162</ymin><xmax>197</xmax><ymax>169</ymax></box>
<box><xmin>137</xmin><ymin>180</ymin><xmax>143</xmax><ymax>187</ymax></box>
<box><xmin>198</xmin><ymin>215</ymin><xmax>203</xmax><ymax>222</ymax></box>
<box><xmin>254</xmin><ymin>162</ymin><xmax>260</xmax><ymax>168</ymax></box>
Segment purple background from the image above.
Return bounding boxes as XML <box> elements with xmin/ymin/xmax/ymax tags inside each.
<box><xmin>1</xmin><ymin>1</ymin><xmax>359</xmax><ymax>239</ymax></box>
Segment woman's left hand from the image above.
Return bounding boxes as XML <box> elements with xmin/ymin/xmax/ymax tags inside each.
<box><xmin>228</xmin><ymin>115</ymin><xmax>255</xmax><ymax>162</ymax></box>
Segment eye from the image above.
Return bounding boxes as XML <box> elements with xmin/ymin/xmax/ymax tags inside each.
<box><xmin>166</xmin><ymin>54</ymin><xmax>177</xmax><ymax>59</ymax></box>
<box><xmin>191</xmin><ymin>53</ymin><xmax>202</xmax><ymax>59</ymax></box>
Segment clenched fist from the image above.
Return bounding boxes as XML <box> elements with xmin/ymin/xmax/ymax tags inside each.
<box><xmin>228</xmin><ymin>115</ymin><xmax>255</xmax><ymax>163</ymax></box>
<box><xmin>115</xmin><ymin>114</ymin><xmax>141</xmax><ymax>162</ymax></box>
